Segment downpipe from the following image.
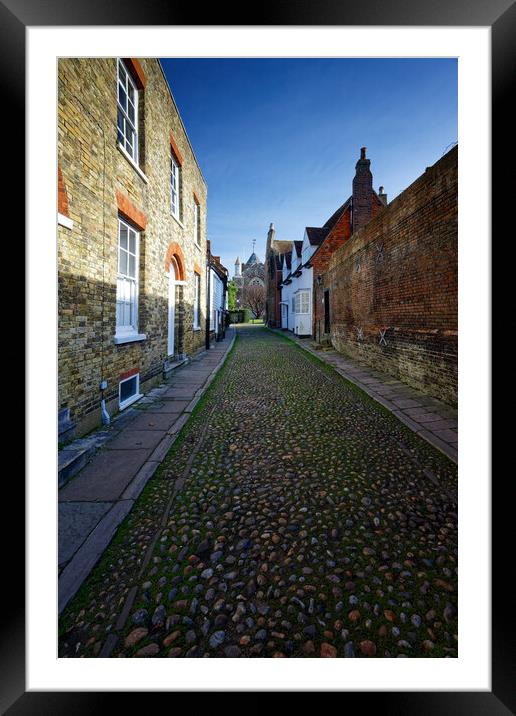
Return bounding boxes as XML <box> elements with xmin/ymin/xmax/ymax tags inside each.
<box><xmin>100</xmin><ymin>398</ymin><xmax>110</xmax><ymax>425</ymax></box>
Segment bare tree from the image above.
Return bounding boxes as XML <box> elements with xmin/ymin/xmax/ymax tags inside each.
<box><xmin>243</xmin><ymin>283</ymin><xmax>266</xmax><ymax>319</ymax></box>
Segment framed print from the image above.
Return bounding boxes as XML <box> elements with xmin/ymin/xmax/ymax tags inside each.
<box><xmin>5</xmin><ymin>0</ymin><xmax>511</xmax><ymax>710</ymax></box>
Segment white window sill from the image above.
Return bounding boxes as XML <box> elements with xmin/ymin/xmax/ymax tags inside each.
<box><xmin>193</xmin><ymin>326</ymin><xmax>202</xmax><ymax>332</ymax></box>
<box><xmin>114</xmin><ymin>332</ymin><xmax>147</xmax><ymax>345</ymax></box>
<box><xmin>120</xmin><ymin>392</ymin><xmax>143</xmax><ymax>410</ymax></box>
<box><xmin>116</xmin><ymin>143</ymin><xmax>149</xmax><ymax>184</ymax></box>
<box><xmin>171</xmin><ymin>212</ymin><xmax>184</xmax><ymax>229</ymax></box>
<box><xmin>58</xmin><ymin>212</ymin><xmax>74</xmax><ymax>229</ymax></box>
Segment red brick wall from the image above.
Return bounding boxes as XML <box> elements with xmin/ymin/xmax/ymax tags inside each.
<box><xmin>312</xmin><ymin>206</ymin><xmax>352</xmax><ymax>335</ymax></box>
<box><xmin>58</xmin><ymin>166</ymin><xmax>70</xmax><ymax>217</ymax></box>
<box><xmin>323</xmin><ymin>146</ymin><xmax>458</xmax><ymax>405</ymax></box>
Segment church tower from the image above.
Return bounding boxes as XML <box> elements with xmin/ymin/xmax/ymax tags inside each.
<box><xmin>234</xmin><ymin>256</ymin><xmax>241</xmax><ymax>278</ymax></box>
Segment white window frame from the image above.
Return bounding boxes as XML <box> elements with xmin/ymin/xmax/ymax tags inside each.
<box><xmin>117</xmin><ymin>59</ymin><xmax>138</xmax><ymax>163</ymax></box>
<box><xmin>171</xmin><ymin>154</ymin><xmax>180</xmax><ymax>220</ymax></box>
<box><xmin>119</xmin><ymin>373</ymin><xmax>142</xmax><ymax>410</ymax></box>
<box><xmin>193</xmin><ymin>199</ymin><xmax>201</xmax><ymax>247</ymax></box>
<box><xmin>193</xmin><ymin>272</ymin><xmax>201</xmax><ymax>330</ymax></box>
<box><xmin>116</xmin><ymin>217</ymin><xmax>140</xmax><ymax>338</ymax></box>
<box><xmin>295</xmin><ymin>289</ymin><xmax>311</xmax><ymax>315</ymax></box>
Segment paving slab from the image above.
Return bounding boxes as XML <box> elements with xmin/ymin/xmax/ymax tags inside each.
<box><xmin>146</xmin><ymin>400</ymin><xmax>191</xmax><ymax>414</ymax></box>
<box><xmin>59</xmin><ymin>501</ymin><xmax>112</xmax><ymax>566</ymax></box>
<box><xmin>58</xmin><ymin>500</ymin><xmax>135</xmax><ymax>613</ymax></box>
<box><xmin>161</xmin><ymin>387</ymin><xmax>199</xmax><ymax>399</ymax></box>
<box><xmin>125</xmin><ymin>412</ymin><xmax>181</xmax><ymax>431</ymax></box>
<box><xmin>59</xmin><ymin>448</ymin><xmax>152</xmax><ymax>502</ymax></box>
<box><xmin>106</xmin><ymin>429</ymin><xmax>167</xmax><ymax>451</ymax></box>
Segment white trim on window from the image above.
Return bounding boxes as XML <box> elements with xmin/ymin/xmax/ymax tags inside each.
<box><xmin>114</xmin><ymin>333</ymin><xmax>147</xmax><ymax>345</ymax></box>
<box><xmin>170</xmin><ymin>154</ymin><xmax>180</xmax><ymax>220</ymax></box>
<box><xmin>115</xmin><ymin>217</ymin><xmax>141</xmax><ymax>340</ymax></box>
<box><xmin>193</xmin><ymin>199</ymin><xmax>201</xmax><ymax>247</ymax></box>
<box><xmin>119</xmin><ymin>373</ymin><xmax>142</xmax><ymax>410</ymax></box>
<box><xmin>116</xmin><ymin>143</ymin><xmax>149</xmax><ymax>183</ymax></box>
<box><xmin>193</xmin><ymin>272</ymin><xmax>201</xmax><ymax>330</ymax></box>
<box><xmin>58</xmin><ymin>213</ymin><xmax>73</xmax><ymax>229</ymax></box>
<box><xmin>117</xmin><ymin>59</ymin><xmax>139</xmax><ymax>163</ymax></box>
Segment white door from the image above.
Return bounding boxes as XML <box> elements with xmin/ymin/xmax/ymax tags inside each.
<box><xmin>281</xmin><ymin>304</ymin><xmax>288</xmax><ymax>328</ymax></box>
<box><xmin>168</xmin><ymin>265</ymin><xmax>176</xmax><ymax>356</ymax></box>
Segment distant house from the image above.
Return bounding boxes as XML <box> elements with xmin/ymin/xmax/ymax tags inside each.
<box><xmin>279</xmin><ymin>251</ymin><xmax>293</xmax><ymax>330</ymax></box>
<box><xmin>264</xmin><ymin>223</ymin><xmax>293</xmax><ymax>327</ymax></box>
<box><xmin>207</xmin><ymin>241</ymin><xmax>228</xmax><ymax>341</ymax></box>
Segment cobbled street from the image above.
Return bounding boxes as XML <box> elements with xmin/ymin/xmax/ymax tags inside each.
<box><xmin>59</xmin><ymin>326</ymin><xmax>458</xmax><ymax>658</ymax></box>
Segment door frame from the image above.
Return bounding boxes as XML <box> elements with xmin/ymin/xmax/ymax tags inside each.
<box><xmin>168</xmin><ymin>263</ymin><xmax>176</xmax><ymax>356</ymax></box>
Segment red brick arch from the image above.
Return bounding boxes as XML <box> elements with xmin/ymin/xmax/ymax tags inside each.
<box><xmin>165</xmin><ymin>241</ymin><xmax>186</xmax><ymax>280</ymax></box>
<box><xmin>58</xmin><ymin>166</ymin><xmax>70</xmax><ymax>217</ymax></box>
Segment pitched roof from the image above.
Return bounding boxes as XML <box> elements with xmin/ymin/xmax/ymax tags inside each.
<box><xmin>305</xmin><ymin>226</ymin><xmax>330</xmax><ymax>246</ymax></box>
<box><xmin>283</xmin><ymin>252</ymin><xmax>292</xmax><ymax>269</ymax></box>
<box><xmin>294</xmin><ymin>240</ymin><xmax>303</xmax><ymax>258</ymax></box>
<box><xmin>323</xmin><ymin>196</ymin><xmax>351</xmax><ymax>231</ymax></box>
<box><xmin>274</xmin><ymin>240</ymin><xmax>293</xmax><ymax>254</ymax></box>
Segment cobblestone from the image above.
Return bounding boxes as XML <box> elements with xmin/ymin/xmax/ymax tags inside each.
<box><xmin>59</xmin><ymin>326</ymin><xmax>458</xmax><ymax>658</ymax></box>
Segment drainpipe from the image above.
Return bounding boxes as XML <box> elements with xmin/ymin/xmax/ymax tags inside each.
<box><xmin>100</xmin><ymin>380</ymin><xmax>110</xmax><ymax>425</ymax></box>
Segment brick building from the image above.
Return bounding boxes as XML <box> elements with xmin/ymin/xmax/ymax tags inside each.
<box><xmin>311</xmin><ymin>148</ymin><xmax>386</xmax><ymax>342</ymax></box>
<box><xmin>58</xmin><ymin>58</ymin><xmax>209</xmax><ymax>440</ymax></box>
<box><xmin>322</xmin><ymin>146</ymin><xmax>458</xmax><ymax>405</ymax></box>
<box><xmin>277</xmin><ymin>148</ymin><xmax>385</xmax><ymax>339</ymax></box>
<box><xmin>264</xmin><ymin>223</ymin><xmax>293</xmax><ymax>327</ymax></box>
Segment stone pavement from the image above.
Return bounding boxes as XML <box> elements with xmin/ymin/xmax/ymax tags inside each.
<box><xmin>272</xmin><ymin>330</ymin><xmax>458</xmax><ymax>463</ymax></box>
<box><xmin>59</xmin><ymin>325</ymin><xmax>457</xmax><ymax>658</ymax></box>
<box><xmin>58</xmin><ymin>329</ymin><xmax>235</xmax><ymax>614</ymax></box>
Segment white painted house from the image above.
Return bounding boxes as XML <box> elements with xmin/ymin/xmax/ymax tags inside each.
<box><xmin>282</xmin><ymin>230</ymin><xmax>322</xmax><ymax>337</ymax></box>
<box><xmin>207</xmin><ymin>241</ymin><xmax>228</xmax><ymax>341</ymax></box>
<box><xmin>209</xmin><ymin>267</ymin><xmax>226</xmax><ymax>338</ymax></box>
<box><xmin>280</xmin><ymin>251</ymin><xmax>293</xmax><ymax>331</ymax></box>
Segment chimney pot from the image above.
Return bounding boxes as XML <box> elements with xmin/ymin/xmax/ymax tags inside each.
<box><xmin>379</xmin><ymin>186</ymin><xmax>384</xmax><ymax>193</ymax></box>
<box><xmin>360</xmin><ymin>147</ymin><xmax>367</xmax><ymax>160</ymax></box>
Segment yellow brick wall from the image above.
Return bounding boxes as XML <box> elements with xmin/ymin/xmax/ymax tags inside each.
<box><xmin>58</xmin><ymin>58</ymin><xmax>207</xmax><ymax>436</ymax></box>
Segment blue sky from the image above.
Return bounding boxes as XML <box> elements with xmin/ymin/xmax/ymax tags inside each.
<box><xmin>160</xmin><ymin>58</ymin><xmax>457</xmax><ymax>277</ymax></box>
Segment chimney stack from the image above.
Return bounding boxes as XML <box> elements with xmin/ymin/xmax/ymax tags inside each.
<box><xmin>378</xmin><ymin>186</ymin><xmax>388</xmax><ymax>206</ymax></box>
<box><xmin>352</xmin><ymin>147</ymin><xmax>374</xmax><ymax>234</ymax></box>
<box><xmin>266</xmin><ymin>222</ymin><xmax>276</xmax><ymax>256</ymax></box>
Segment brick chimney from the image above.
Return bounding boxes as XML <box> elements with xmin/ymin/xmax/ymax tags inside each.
<box><xmin>378</xmin><ymin>185</ymin><xmax>388</xmax><ymax>206</ymax></box>
<box><xmin>352</xmin><ymin>147</ymin><xmax>374</xmax><ymax>234</ymax></box>
<box><xmin>265</xmin><ymin>221</ymin><xmax>276</xmax><ymax>257</ymax></box>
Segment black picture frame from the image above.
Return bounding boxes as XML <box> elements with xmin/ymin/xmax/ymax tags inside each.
<box><xmin>6</xmin><ymin>0</ymin><xmax>510</xmax><ymax>711</ymax></box>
